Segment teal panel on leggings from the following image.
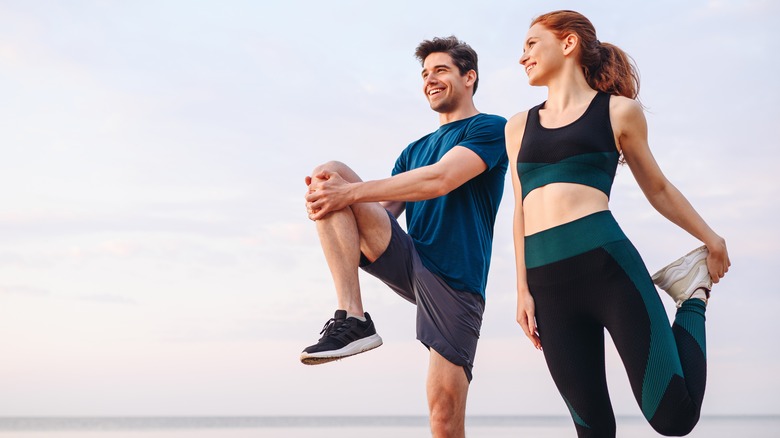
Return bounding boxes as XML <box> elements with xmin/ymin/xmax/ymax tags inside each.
<box><xmin>563</xmin><ymin>395</ymin><xmax>590</xmax><ymax>429</ymax></box>
<box><xmin>603</xmin><ymin>241</ymin><xmax>684</xmax><ymax>421</ymax></box>
<box><xmin>524</xmin><ymin>210</ymin><xmax>626</xmax><ymax>269</ymax></box>
<box><xmin>675</xmin><ymin>299</ymin><xmax>707</xmax><ymax>357</ymax></box>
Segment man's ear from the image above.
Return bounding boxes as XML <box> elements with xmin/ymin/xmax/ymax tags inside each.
<box><xmin>465</xmin><ymin>69</ymin><xmax>477</xmax><ymax>87</ymax></box>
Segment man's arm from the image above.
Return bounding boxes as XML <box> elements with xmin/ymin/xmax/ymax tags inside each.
<box><xmin>306</xmin><ymin>146</ymin><xmax>486</xmax><ymax>220</ymax></box>
<box><xmin>381</xmin><ymin>201</ymin><xmax>406</xmax><ymax>219</ymax></box>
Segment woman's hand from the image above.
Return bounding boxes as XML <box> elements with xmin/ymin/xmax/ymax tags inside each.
<box><xmin>705</xmin><ymin>236</ymin><xmax>731</xmax><ymax>284</ymax></box>
<box><xmin>517</xmin><ymin>289</ymin><xmax>542</xmax><ymax>350</ymax></box>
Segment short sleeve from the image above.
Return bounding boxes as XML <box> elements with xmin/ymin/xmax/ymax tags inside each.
<box><xmin>458</xmin><ymin>114</ymin><xmax>507</xmax><ymax>170</ymax></box>
<box><xmin>392</xmin><ymin>148</ymin><xmax>408</xmax><ymax>176</ymax></box>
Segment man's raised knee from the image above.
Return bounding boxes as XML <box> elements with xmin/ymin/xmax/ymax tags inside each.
<box><xmin>311</xmin><ymin>160</ymin><xmax>344</xmax><ymax>175</ymax></box>
<box><xmin>310</xmin><ymin>161</ymin><xmax>361</xmax><ymax>184</ymax></box>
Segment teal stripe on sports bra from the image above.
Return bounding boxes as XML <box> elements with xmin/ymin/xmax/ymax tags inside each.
<box><xmin>518</xmin><ymin>151</ymin><xmax>619</xmax><ymax>200</ymax></box>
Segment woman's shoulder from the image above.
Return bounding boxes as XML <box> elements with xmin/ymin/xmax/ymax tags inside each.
<box><xmin>505</xmin><ymin>110</ymin><xmax>530</xmax><ymax>155</ymax></box>
<box><xmin>609</xmin><ymin>94</ymin><xmax>643</xmax><ymax>118</ymax></box>
<box><xmin>506</xmin><ymin>110</ymin><xmax>530</xmax><ymax>131</ymax></box>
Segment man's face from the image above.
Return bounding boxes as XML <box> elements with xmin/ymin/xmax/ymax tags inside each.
<box><xmin>421</xmin><ymin>52</ymin><xmax>472</xmax><ymax>113</ymax></box>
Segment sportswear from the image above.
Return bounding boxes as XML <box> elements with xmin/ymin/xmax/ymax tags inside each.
<box><xmin>393</xmin><ymin>113</ymin><xmax>507</xmax><ymax>298</ymax></box>
<box><xmin>361</xmin><ymin>212</ymin><xmax>485</xmax><ymax>381</ymax></box>
<box><xmin>300</xmin><ymin>310</ymin><xmax>383</xmax><ymax>365</ymax></box>
<box><xmin>517</xmin><ymin>92</ymin><xmax>619</xmax><ymax>200</ymax></box>
<box><xmin>518</xmin><ymin>93</ymin><xmax>708</xmax><ymax>437</ymax></box>
<box><xmin>525</xmin><ymin>212</ymin><xmax>707</xmax><ymax>437</ymax></box>
<box><xmin>652</xmin><ymin>246</ymin><xmax>712</xmax><ymax>307</ymax></box>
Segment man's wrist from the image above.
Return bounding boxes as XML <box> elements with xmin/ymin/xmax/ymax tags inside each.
<box><xmin>348</xmin><ymin>181</ymin><xmax>364</xmax><ymax>205</ymax></box>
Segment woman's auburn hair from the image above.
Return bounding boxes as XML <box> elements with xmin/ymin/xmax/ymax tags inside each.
<box><xmin>532</xmin><ymin>10</ymin><xmax>640</xmax><ymax>99</ymax></box>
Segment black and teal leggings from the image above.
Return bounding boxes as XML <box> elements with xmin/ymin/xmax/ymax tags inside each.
<box><xmin>525</xmin><ymin>210</ymin><xmax>707</xmax><ymax>437</ymax></box>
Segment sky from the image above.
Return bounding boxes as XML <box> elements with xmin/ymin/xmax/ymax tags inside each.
<box><xmin>0</xmin><ymin>0</ymin><xmax>778</xmax><ymax>419</ymax></box>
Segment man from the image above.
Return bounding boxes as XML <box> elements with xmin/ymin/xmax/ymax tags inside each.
<box><xmin>301</xmin><ymin>36</ymin><xmax>507</xmax><ymax>438</ymax></box>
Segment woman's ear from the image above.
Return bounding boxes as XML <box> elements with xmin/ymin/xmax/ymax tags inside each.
<box><xmin>562</xmin><ymin>33</ymin><xmax>579</xmax><ymax>56</ymax></box>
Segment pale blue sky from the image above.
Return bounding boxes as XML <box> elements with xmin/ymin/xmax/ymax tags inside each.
<box><xmin>0</xmin><ymin>0</ymin><xmax>778</xmax><ymax>419</ymax></box>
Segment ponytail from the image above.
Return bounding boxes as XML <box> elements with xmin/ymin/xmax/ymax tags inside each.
<box><xmin>588</xmin><ymin>41</ymin><xmax>639</xmax><ymax>99</ymax></box>
<box><xmin>532</xmin><ymin>10</ymin><xmax>640</xmax><ymax>99</ymax></box>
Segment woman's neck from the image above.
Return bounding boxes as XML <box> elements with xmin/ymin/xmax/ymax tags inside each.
<box><xmin>544</xmin><ymin>65</ymin><xmax>596</xmax><ymax>112</ymax></box>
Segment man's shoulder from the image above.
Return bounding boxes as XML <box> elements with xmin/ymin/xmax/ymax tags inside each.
<box><xmin>471</xmin><ymin>113</ymin><xmax>508</xmax><ymax>127</ymax></box>
<box><xmin>475</xmin><ymin>113</ymin><xmax>508</xmax><ymax>124</ymax></box>
<box><xmin>405</xmin><ymin>130</ymin><xmax>436</xmax><ymax>149</ymax></box>
<box><xmin>463</xmin><ymin>113</ymin><xmax>508</xmax><ymax>136</ymax></box>
<box><xmin>466</xmin><ymin>113</ymin><xmax>508</xmax><ymax>139</ymax></box>
<box><xmin>407</xmin><ymin>113</ymin><xmax>507</xmax><ymax>148</ymax></box>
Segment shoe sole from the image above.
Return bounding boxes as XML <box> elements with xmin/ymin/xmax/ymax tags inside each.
<box><xmin>652</xmin><ymin>246</ymin><xmax>712</xmax><ymax>305</ymax></box>
<box><xmin>300</xmin><ymin>334</ymin><xmax>383</xmax><ymax>365</ymax></box>
<box><xmin>651</xmin><ymin>247</ymin><xmax>707</xmax><ymax>287</ymax></box>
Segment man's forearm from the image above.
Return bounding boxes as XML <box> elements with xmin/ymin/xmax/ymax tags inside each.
<box><xmin>351</xmin><ymin>166</ymin><xmax>449</xmax><ymax>204</ymax></box>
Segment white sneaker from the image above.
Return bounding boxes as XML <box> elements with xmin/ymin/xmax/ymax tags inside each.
<box><xmin>651</xmin><ymin>246</ymin><xmax>712</xmax><ymax>307</ymax></box>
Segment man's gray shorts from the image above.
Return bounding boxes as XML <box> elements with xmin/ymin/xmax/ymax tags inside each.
<box><xmin>360</xmin><ymin>212</ymin><xmax>485</xmax><ymax>382</ymax></box>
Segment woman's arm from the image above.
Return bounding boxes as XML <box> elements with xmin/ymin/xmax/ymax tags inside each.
<box><xmin>506</xmin><ymin>111</ymin><xmax>542</xmax><ymax>349</ymax></box>
<box><xmin>612</xmin><ymin>97</ymin><xmax>730</xmax><ymax>282</ymax></box>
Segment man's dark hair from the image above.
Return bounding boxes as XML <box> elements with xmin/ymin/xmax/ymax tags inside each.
<box><xmin>415</xmin><ymin>35</ymin><xmax>479</xmax><ymax>95</ymax></box>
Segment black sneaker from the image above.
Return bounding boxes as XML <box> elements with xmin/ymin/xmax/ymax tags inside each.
<box><xmin>300</xmin><ymin>310</ymin><xmax>383</xmax><ymax>365</ymax></box>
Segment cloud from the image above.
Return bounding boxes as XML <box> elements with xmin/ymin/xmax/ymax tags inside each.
<box><xmin>77</xmin><ymin>294</ymin><xmax>138</xmax><ymax>305</ymax></box>
<box><xmin>0</xmin><ymin>285</ymin><xmax>50</xmax><ymax>296</ymax></box>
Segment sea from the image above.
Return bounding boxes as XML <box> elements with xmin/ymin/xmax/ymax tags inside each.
<box><xmin>0</xmin><ymin>416</ymin><xmax>777</xmax><ymax>437</ymax></box>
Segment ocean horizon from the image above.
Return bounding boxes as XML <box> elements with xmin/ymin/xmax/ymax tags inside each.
<box><xmin>0</xmin><ymin>415</ymin><xmax>777</xmax><ymax>437</ymax></box>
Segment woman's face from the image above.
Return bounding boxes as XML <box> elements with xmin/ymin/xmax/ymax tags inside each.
<box><xmin>519</xmin><ymin>23</ymin><xmax>565</xmax><ymax>86</ymax></box>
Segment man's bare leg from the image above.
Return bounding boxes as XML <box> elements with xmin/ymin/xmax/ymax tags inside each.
<box><xmin>427</xmin><ymin>349</ymin><xmax>469</xmax><ymax>438</ymax></box>
<box><xmin>310</xmin><ymin>161</ymin><xmax>393</xmax><ymax>312</ymax></box>
<box><xmin>300</xmin><ymin>161</ymin><xmax>392</xmax><ymax>364</ymax></box>
<box><xmin>315</xmin><ymin>206</ymin><xmax>364</xmax><ymax>316</ymax></box>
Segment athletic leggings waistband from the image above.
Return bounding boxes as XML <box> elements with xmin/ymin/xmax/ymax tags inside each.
<box><xmin>524</xmin><ymin>210</ymin><xmax>627</xmax><ymax>269</ymax></box>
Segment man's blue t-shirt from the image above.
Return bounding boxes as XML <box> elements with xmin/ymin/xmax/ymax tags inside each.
<box><xmin>392</xmin><ymin>113</ymin><xmax>508</xmax><ymax>299</ymax></box>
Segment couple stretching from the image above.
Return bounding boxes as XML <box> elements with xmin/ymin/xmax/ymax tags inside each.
<box><xmin>299</xmin><ymin>11</ymin><xmax>730</xmax><ymax>438</ymax></box>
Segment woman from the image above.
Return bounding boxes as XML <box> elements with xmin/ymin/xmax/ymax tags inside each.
<box><xmin>506</xmin><ymin>10</ymin><xmax>730</xmax><ymax>437</ymax></box>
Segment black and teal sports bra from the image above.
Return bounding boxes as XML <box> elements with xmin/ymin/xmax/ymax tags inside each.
<box><xmin>517</xmin><ymin>92</ymin><xmax>620</xmax><ymax>200</ymax></box>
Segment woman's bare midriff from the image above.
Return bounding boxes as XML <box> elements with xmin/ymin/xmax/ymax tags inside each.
<box><xmin>523</xmin><ymin>183</ymin><xmax>610</xmax><ymax>236</ymax></box>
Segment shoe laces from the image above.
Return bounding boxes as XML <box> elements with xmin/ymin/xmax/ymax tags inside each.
<box><xmin>319</xmin><ymin>317</ymin><xmax>351</xmax><ymax>339</ymax></box>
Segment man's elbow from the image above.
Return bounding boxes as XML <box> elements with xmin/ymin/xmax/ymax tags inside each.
<box><xmin>429</xmin><ymin>183</ymin><xmax>450</xmax><ymax>198</ymax></box>
<box><xmin>427</xmin><ymin>175</ymin><xmax>458</xmax><ymax>198</ymax></box>
<box><xmin>423</xmin><ymin>165</ymin><xmax>471</xmax><ymax>198</ymax></box>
